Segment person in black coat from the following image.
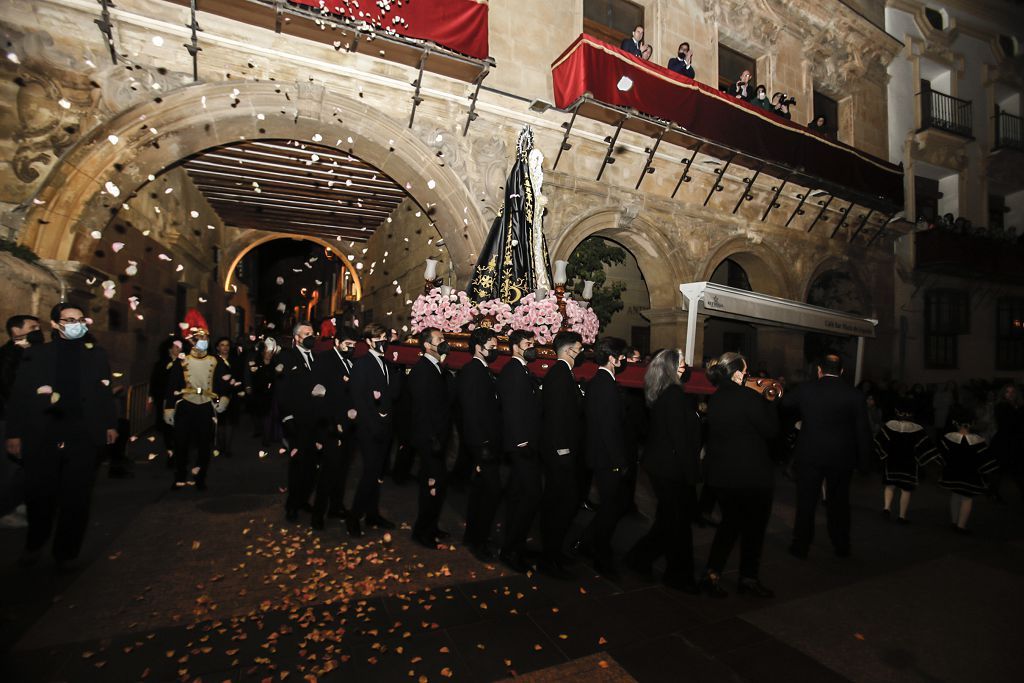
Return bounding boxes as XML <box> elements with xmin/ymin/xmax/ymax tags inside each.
<box><xmin>496</xmin><ymin>329</ymin><xmax>543</xmax><ymax>573</ymax></box>
<box><xmin>538</xmin><ymin>331</ymin><xmax>585</xmax><ymax>578</ymax></box>
<box><xmin>666</xmin><ymin>42</ymin><xmax>695</xmax><ymax>78</ymax></box>
<box><xmin>275</xmin><ymin>321</ymin><xmax>327</xmax><ymax>522</ymax></box>
<box><xmin>625</xmin><ymin>349</ymin><xmax>702</xmax><ymax>593</ymax></box>
<box><xmin>5</xmin><ymin>303</ymin><xmax>118</xmax><ymax>569</ymax></box>
<box><xmin>620</xmin><ymin>25</ymin><xmax>644</xmax><ymax>57</ymax></box>
<box><xmin>458</xmin><ymin>327</ymin><xmax>502</xmax><ymax>561</ymax></box>
<box><xmin>147</xmin><ymin>338</ymin><xmax>179</xmax><ymax>467</ymax></box>
<box><xmin>574</xmin><ymin>337</ymin><xmax>629</xmax><ymax>578</ymax></box>
<box><xmin>310</xmin><ymin>325</ymin><xmax>359</xmax><ymax>530</ymax></box>
<box><xmin>782</xmin><ymin>353</ymin><xmax>871</xmax><ymax>559</ymax></box>
<box><xmin>0</xmin><ymin>314</ymin><xmax>42</xmax><ymax>521</ymax></box>
<box><xmin>346</xmin><ymin>322</ymin><xmax>400</xmax><ymax>537</ymax></box>
<box><xmin>406</xmin><ymin>327</ymin><xmax>454</xmax><ymax>548</ymax></box>
<box><xmin>700</xmin><ymin>352</ymin><xmax>779</xmax><ymax>598</ymax></box>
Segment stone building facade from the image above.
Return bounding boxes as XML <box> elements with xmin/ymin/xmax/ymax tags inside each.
<box><xmin>1</xmin><ymin>0</ymin><xmax>972</xmax><ymax>388</ymax></box>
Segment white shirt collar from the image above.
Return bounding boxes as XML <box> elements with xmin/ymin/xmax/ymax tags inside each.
<box><xmin>513</xmin><ymin>355</ymin><xmax>528</xmax><ymax>366</ymax></box>
<box><xmin>558</xmin><ymin>358</ymin><xmax>574</xmax><ymax>369</ymax></box>
<box><xmin>599</xmin><ymin>366</ymin><xmax>616</xmax><ymax>379</ymax></box>
<box><xmin>424</xmin><ymin>353</ymin><xmax>442</xmax><ymax>370</ymax></box>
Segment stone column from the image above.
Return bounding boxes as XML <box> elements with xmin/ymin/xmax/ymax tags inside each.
<box><xmin>641</xmin><ymin>308</ymin><xmax>705</xmax><ymax>363</ymax></box>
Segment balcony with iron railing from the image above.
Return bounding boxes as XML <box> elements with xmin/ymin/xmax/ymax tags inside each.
<box><xmin>994</xmin><ymin>109</ymin><xmax>1024</xmax><ymax>152</ymax></box>
<box><xmin>919</xmin><ymin>89</ymin><xmax>973</xmax><ymax>138</ymax></box>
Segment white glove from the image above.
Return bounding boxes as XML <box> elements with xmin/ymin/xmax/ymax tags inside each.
<box><xmin>311</xmin><ymin>384</ymin><xmax>327</xmax><ymax>397</ymax></box>
<box><xmin>163</xmin><ymin>408</ymin><xmax>175</xmax><ymax>426</ymax></box>
<box><xmin>214</xmin><ymin>396</ymin><xmax>230</xmax><ymax>414</ymax></box>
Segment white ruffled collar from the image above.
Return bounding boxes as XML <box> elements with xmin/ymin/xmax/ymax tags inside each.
<box><xmin>886</xmin><ymin>420</ymin><xmax>922</xmax><ymax>433</ymax></box>
<box><xmin>944</xmin><ymin>432</ymin><xmax>984</xmax><ymax>446</ymax></box>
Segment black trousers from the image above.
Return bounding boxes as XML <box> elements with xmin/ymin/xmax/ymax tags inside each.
<box><xmin>501</xmin><ymin>446</ymin><xmax>542</xmax><ymax>554</ymax></box>
<box><xmin>582</xmin><ymin>467</ymin><xmax>627</xmax><ymax>568</ymax></box>
<box><xmin>391</xmin><ymin>441</ymin><xmax>416</xmax><ymax>483</ymax></box>
<box><xmin>629</xmin><ymin>477</ymin><xmax>696</xmax><ymax>581</ymax></box>
<box><xmin>793</xmin><ymin>464</ymin><xmax>853</xmax><ymax>554</ymax></box>
<box><xmin>706</xmin><ymin>487</ymin><xmax>773</xmax><ymax>580</ymax></box>
<box><xmin>413</xmin><ymin>443</ymin><xmax>448</xmax><ymax>538</ymax></box>
<box><xmin>284</xmin><ymin>418</ymin><xmax>324</xmax><ymax>513</ymax></box>
<box><xmin>23</xmin><ymin>419</ymin><xmax>99</xmax><ymax>562</ymax></box>
<box><xmin>350</xmin><ymin>430</ymin><xmax>392</xmax><ymax>520</ymax></box>
<box><xmin>312</xmin><ymin>431</ymin><xmax>352</xmax><ymax>518</ymax></box>
<box><xmin>697</xmin><ymin>483</ymin><xmax>717</xmax><ymax>518</ymax></box>
<box><xmin>174</xmin><ymin>401</ymin><xmax>216</xmax><ymax>485</ymax></box>
<box><xmin>540</xmin><ymin>450</ymin><xmax>578</xmax><ymax>561</ymax></box>
<box><xmin>463</xmin><ymin>447</ymin><xmax>502</xmax><ymax>546</ymax></box>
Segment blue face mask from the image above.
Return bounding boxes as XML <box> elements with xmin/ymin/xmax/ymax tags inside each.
<box><xmin>194</xmin><ymin>339</ymin><xmax>209</xmax><ymax>352</ymax></box>
<box><xmin>62</xmin><ymin>322</ymin><xmax>88</xmax><ymax>340</ymax></box>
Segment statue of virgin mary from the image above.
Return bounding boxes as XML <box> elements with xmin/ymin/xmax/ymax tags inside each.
<box><xmin>468</xmin><ymin>126</ymin><xmax>552</xmax><ymax>304</ymax></box>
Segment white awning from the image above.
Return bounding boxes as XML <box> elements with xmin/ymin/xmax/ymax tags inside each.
<box><xmin>679</xmin><ymin>282</ymin><xmax>878</xmax><ymax>383</ymax></box>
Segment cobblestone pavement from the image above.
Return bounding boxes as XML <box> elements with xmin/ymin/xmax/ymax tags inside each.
<box><xmin>1</xmin><ymin>425</ymin><xmax>1022</xmax><ymax>682</ymax></box>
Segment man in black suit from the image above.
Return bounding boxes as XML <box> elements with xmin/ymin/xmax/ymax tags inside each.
<box><xmin>667</xmin><ymin>42</ymin><xmax>695</xmax><ymax>78</ymax></box>
<box><xmin>310</xmin><ymin>324</ymin><xmax>359</xmax><ymax>530</ymax></box>
<box><xmin>783</xmin><ymin>353</ymin><xmax>872</xmax><ymax>558</ymax></box>
<box><xmin>458</xmin><ymin>327</ymin><xmax>502</xmax><ymax>561</ymax></box>
<box><xmin>576</xmin><ymin>337</ymin><xmax>629</xmax><ymax>578</ymax></box>
<box><xmin>539</xmin><ymin>331</ymin><xmax>584</xmax><ymax>578</ymax></box>
<box><xmin>407</xmin><ymin>327</ymin><xmax>453</xmax><ymax>548</ymax></box>
<box><xmin>5</xmin><ymin>303</ymin><xmax>117</xmax><ymax>570</ymax></box>
<box><xmin>496</xmin><ymin>329</ymin><xmax>543</xmax><ymax>573</ymax></box>
<box><xmin>347</xmin><ymin>322</ymin><xmax>398</xmax><ymax>537</ymax></box>
<box><xmin>620</xmin><ymin>25</ymin><xmax>644</xmax><ymax>57</ymax></box>
<box><xmin>276</xmin><ymin>320</ymin><xmax>327</xmax><ymax>522</ymax></box>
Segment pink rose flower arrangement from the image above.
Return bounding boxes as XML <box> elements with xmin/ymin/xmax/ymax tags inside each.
<box><xmin>472</xmin><ymin>298</ymin><xmax>514</xmax><ymax>334</ymax></box>
<box><xmin>410</xmin><ymin>288</ymin><xmax>475</xmax><ymax>333</ymax></box>
<box><xmin>508</xmin><ymin>291</ymin><xmax>562</xmax><ymax>345</ymax></box>
<box><xmin>565</xmin><ymin>297</ymin><xmax>600</xmax><ymax>344</ymax></box>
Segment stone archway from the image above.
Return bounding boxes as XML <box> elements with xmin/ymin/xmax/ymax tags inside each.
<box><xmin>802</xmin><ymin>257</ymin><xmax>874</xmax><ymax>374</ymax></box>
<box><xmin>801</xmin><ymin>256</ymin><xmax>873</xmax><ymax>316</ymax></box>
<box><xmin>19</xmin><ymin>80</ymin><xmax>486</xmax><ymax>278</ymax></box>
<box><xmin>221</xmin><ymin>231</ymin><xmax>362</xmax><ymax>301</ymax></box>
<box><xmin>551</xmin><ymin>207</ymin><xmax>687</xmax><ymax>349</ymax></box>
<box><xmin>698</xmin><ymin>236</ymin><xmax>795</xmax><ymax>299</ymax></box>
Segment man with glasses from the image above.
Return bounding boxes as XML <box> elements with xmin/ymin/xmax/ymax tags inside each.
<box><xmin>5</xmin><ymin>303</ymin><xmax>117</xmax><ymax>571</ymax></box>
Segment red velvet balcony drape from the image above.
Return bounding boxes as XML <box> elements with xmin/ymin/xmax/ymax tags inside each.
<box><xmin>552</xmin><ymin>34</ymin><xmax>903</xmax><ymax>206</ymax></box>
<box><xmin>292</xmin><ymin>0</ymin><xmax>489</xmax><ymax>59</ymax></box>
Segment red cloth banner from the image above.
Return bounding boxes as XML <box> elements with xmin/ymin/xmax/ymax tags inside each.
<box><xmin>291</xmin><ymin>0</ymin><xmax>489</xmax><ymax>60</ymax></box>
<box><xmin>552</xmin><ymin>35</ymin><xmax>903</xmax><ymax>206</ymax></box>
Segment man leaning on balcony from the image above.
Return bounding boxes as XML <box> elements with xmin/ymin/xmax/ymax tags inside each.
<box><xmin>621</xmin><ymin>25</ymin><xmax>644</xmax><ymax>57</ymax></box>
<box><xmin>667</xmin><ymin>42</ymin><xmax>695</xmax><ymax>79</ymax></box>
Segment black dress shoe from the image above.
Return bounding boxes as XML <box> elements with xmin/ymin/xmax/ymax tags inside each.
<box><xmin>499</xmin><ymin>550</ymin><xmax>531</xmax><ymax>574</ymax></box>
<box><xmin>737</xmin><ymin>578</ymin><xmax>775</xmax><ymax>598</ymax></box>
<box><xmin>593</xmin><ymin>560</ymin><xmax>621</xmax><ymax>581</ymax></box>
<box><xmin>663</xmin><ymin>575</ymin><xmax>700</xmax><ymax>595</ymax></box>
<box><xmin>623</xmin><ymin>551</ymin><xmax>655</xmax><ymax>579</ymax></box>
<box><xmin>881</xmin><ymin>509</ymin><xmax>891</xmax><ymax>520</ymax></box>
<box><xmin>311</xmin><ymin>515</ymin><xmax>325</xmax><ymax>531</ymax></box>
<box><xmin>698</xmin><ymin>571</ymin><xmax>728</xmax><ymax>598</ymax></box>
<box><xmin>570</xmin><ymin>539</ymin><xmax>594</xmax><ymax>559</ymax></box>
<box><xmin>327</xmin><ymin>507</ymin><xmax>348</xmax><ymax>520</ymax></box>
<box><xmin>433</xmin><ymin>527</ymin><xmax>451</xmax><ymax>540</ymax></box>
<box><xmin>412</xmin><ymin>532</ymin><xmax>439</xmax><ymax>549</ymax></box>
<box><xmin>365</xmin><ymin>515</ymin><xmax>396</xmax><ymax>530</ymax></box>
<box><xmin>537</xmin><ymin>558</ymin><xmax>574</xmax><ymax>580</ymax></box>
<box><xmin>346</xmin><ymin>516</ymin><xmax>364</xmax><ymax>538</ymax></box>
<box><xmin>580</xmin><ymin>499</ymin><xmax>597</xmax><ymax>512</ymax></box>
<box><xmin>897</xmin><ymin>516</ymin><xmax>910</xmax><ymax>525</ymax></box>
<box><xmin>285</xmin><ymin>507</ymin><xmax>300</xmax><ymax>523</ymax></box>
<box><xmin>468</xmin><ymin>544</ymin><xmax>495</xmax><ymax>562</ymax></box>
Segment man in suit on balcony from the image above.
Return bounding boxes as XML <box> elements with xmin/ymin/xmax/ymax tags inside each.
<box><xmin>620</xmin><ymin>25</ymin><xmax>644</xmax><ymax>57</ymax></box>
<box><xmin>667</xmin><ymin>42</ymin><xmax>695</xmax><ymax>79</ymax></box>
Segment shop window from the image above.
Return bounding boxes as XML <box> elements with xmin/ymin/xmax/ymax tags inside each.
<box><xmin>924</xmin><ymin>289</ymin><xmax>968</xmax><ymax>369</ymax></box>
<box><xmin>996</xmin><ymin>297</ymin><xmax>1024</xmax><ymax>370</ymax></box>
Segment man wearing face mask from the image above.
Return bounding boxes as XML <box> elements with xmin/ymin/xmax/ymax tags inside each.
<box><xmin>573</xmin><ymin>336</ymin><xmax>629</xmax><ymax>579</ymax></box>
<box><xmin>275</xmin><ymin>320</ymin><xmax>326</xmax><ymax>522</ymax></box>
<box><xmin>538</xmin><ymin>331</ymin><xmax>584</xmax><ymax>579</ymax></box>
<box><xmin>496</xmin><ymin>329</ymin><xmax>543</xmax><ymax>573</ymax></box>
<box><xmin>667</xmin><ymin>42</ymin><xmax>695</xmax><ymax>79</ymax></box>
<box><xmin>5</xmin><ymin>303</ymin><xmax>117</xmax><ymax>570</ymax></box>
<box><xmin>347</xmin><ymin>322</ymin><xmax>399</xmax><ymax>537</ymax></box>
<box><xmin>310</xmin><ymin>324</ymin><xmax>359</xmax><ymax>529</ymax></box>
<box><xmin>1</xmin><ymin>315</ymin><xmax>42</xmax><ymax>526</ymax></box>
<box><xmin>458</xmin><ymin>327</ymin><xmax>503</xmax><ymax>560</ymax></box>
<box><xmin>407</xmin><ymin>327</ymin><xmax>453</xmax><ymax>548</ymax></box>
<box><xmin>164</xmin><ymin>310</ymin><xmax>232</xmax><ymax>492</ymax></box>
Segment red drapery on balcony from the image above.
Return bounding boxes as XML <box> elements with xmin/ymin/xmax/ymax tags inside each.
<box><xmin>552</xmin><ymin>34</ymin><xmax>903</xmax><ymax>206</ymax></box>
<box><xmin>291</xmin><ymin>0</ymin><xmax>489</xmax><ymax>59</ymax></box>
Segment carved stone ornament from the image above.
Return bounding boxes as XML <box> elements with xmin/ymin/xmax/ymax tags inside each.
<box><xmin>706</xmin><ymin>0</ymin><xmax>783</xmax><ymax>50</ymax></box>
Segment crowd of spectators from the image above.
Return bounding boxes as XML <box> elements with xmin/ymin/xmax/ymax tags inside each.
<box><xmin>915</xmin><ymin>212</ymin><xmax>1022</xmax><ymax>244</ymax></box>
